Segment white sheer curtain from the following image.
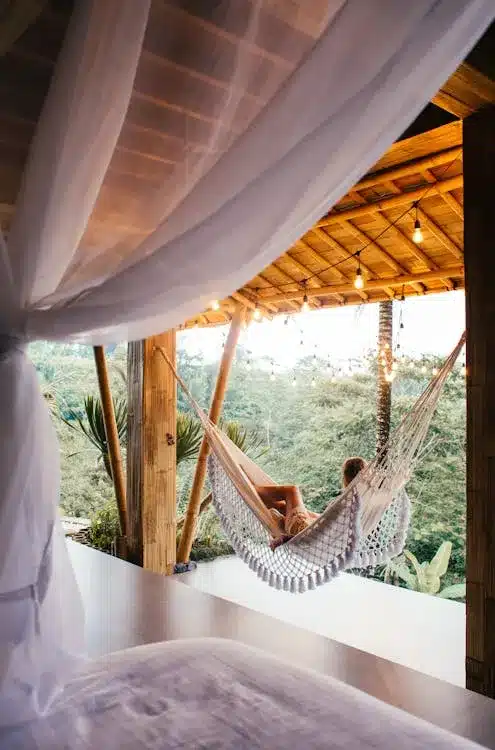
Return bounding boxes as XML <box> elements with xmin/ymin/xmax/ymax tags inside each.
<box><xmin>0</xmin><ymin>0</ymin><xmax>493</xmax><ymax>729</ymax></box>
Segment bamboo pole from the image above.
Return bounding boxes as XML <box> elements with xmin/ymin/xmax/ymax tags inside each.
<box><xmin>259</xmin><ymin>266</ymin><xmax>464</xmax><ymax>305</ymax></box>
<box><xmin>177</xmin><ymin>305</ymin><xmax>245</xmax><ymax>563</ymax></box>
<box><xmin>93</xmin><ymin>345</ymin><xmax>128</xmax><ymax>539</ymax></box>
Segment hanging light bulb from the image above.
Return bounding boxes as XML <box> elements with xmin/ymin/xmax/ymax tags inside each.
<box><xmin>211</xmin><ymin>299</ymin><xmax>220</xmax><ymax>311</ymax></box>
<box><xmin>432</xmin><ymin>366</ymin><xmax>439</xmax><ymax>376</ymax></box>
<box><xmin>292</xmin><ymin>376</ymin><xmax>297</xmax><ymax>387</ymax></box>
<box><xmin>413</xmin><ymin>219</ymin><xmax>423</xmax><ymax>244</ymax></box>
<box><xmin>412</xmin><ymin>204</ymin><xmax>423</xmax><ymax>244</ymax></box>
<box><xmin>331</xmin><ymin>375</ymin><xmax>336</xmax><ymax>383</ymax></box>
<box><xmin>270</xmin><ymin>371</ymin><xmax>275</xmax><ymax>382</ymax></box>
<box><xmin>302</xmin><ymin>294</ymin><xmax>310</xmax><ymax>313</ymax></box>
<box><xmin>311</xmin><ymin>377</ymin><xmax>316</xmax><ymax>388</ymax></box>
<box><xmin>392</xmin><ymin>361</ymin><xmax>399</xmax><ymax>372</ymax></box>
<box><xmin>354</xmin><ymin>268</ymin><xmax>364</xmax><ymax>290</ymax></box>
<box><xmin>421</xmin><ymin>365</ymin><xmax>427</xmax><ymax>374</ymax></box>
<box><xmin>253</xmin><ymin>303</ymin><xmax>261</xmax><ymax>321</ymax></box>
<box><xmin>409</xmin><ymin>361</ymin><xmax>415</xmax><ymax>370</ymax></box>
<box><xmin>353</xmin><ymin>251</ymin><xmax>364</xmax><ymax>290</ymax></box>
<box><xmin>461</xmin><ymin>363</ymin><xmax>467</xmax><ymax>377</ymax></box>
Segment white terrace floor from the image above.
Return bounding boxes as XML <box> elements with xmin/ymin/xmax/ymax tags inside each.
<box><xmin>178</xmin><ymin>556</ymin><xmax>465</xmax><ymax>687</ymax></box>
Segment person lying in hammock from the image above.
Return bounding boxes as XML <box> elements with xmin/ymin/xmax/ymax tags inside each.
<box><xmin>255</xmin><ymin>456</ymin><xmax>367</xmax><ymax>538</ymax></box>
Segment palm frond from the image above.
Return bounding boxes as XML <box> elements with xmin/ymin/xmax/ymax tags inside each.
<box><xmin>220</xmin><ymin>419</ymin><xmax>267</xmax><ymax>459</ymax></box>
<box><xmin>176</xmin><ymin>411</ymin><xmax>203</xmax><ymax>465</ymax></box>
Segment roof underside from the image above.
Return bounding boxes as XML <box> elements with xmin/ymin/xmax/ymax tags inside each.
<box><xmin>0</xmin><ymin>6</ymin><xmax>493</xmax><ymax>329</ymax></box>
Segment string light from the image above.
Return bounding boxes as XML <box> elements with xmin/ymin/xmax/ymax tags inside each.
<box><xmin>270</xmin><ymin>371</ymin><xmax>275</xmax><ymax>382</ymax></box>
<box><xmin>409</xmin><ymin>361</ymin><xmax>415</xmax><ymax>370</ymax></box>
<box><xmin>292</xmin><ymin>376</ymin><xmax>297</xmax><ymax>387</ymax></box>
<box><xmin>311</xmin><ymin>377</ymin><xmax>316</xmax><ymax>388</ymax></box>
<box><xmin>432</xmin><ymin>366</ymin><xmax>439</xmax><ymax>376</ymax></box>
<box><xmin>246</xmin><ymin>360</ymin><xmax>251</xmax><ymax>371</ymax></box>
<box><xmin>210</xmin><ymin>299</ymin><xmax>220</xmax><ymax>311</ymax></box>
<box><xmin>253</xmin><ymin>303</ymin><xmax>261</xmax><ymax>321</ymax></box>
<box><xmin>420</xmin><ymin>365</ymin><xmax>427</xmax><ymax>374</ymax></box>
<box><xmin>392</xmin><ymin>361</ymin><xmax>398</xmax><ymax>372</ymax></box>
<box><xmin>302</xmin><ymin>294</ymin><xmax>310</xmax><ymax>313</ymax></box>
<box><xmin>412</xmin><ymin>203</ymin><xmax>423</xmax><ymax>244</ymax></box>
<box><xmin>461</xmin><ymin>363</ymin><xmax>467</xmax><ymax>377</ymax></box>
<box><xmin>354</xmin><ymin>252</ymin><xmax>364</xmax><ymax>290</ymax></box>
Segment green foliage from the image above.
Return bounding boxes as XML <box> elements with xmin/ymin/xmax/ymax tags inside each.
<box><xmin>61</xmin><ymin>394</ymin><xmax>127</xmax><ymax>478</ymax></box>
<box><xmin>220</xmin><ymin>419</ymin><xmax>267</xmax><ymax>460</ymax></box>
<box><xmin>176</xmin><ymin>412</ymin><xmax>203</xmax><ymax>465</ymax></box>
<box><xmin>87</xmin><ymin>500</ymin><xmax>120</xmax><ymax>553</ymax></box>
<box><xmin>383</xmin><ymin>541</ymin><xmax>465</xmax><ymax>598</ymax></box>
<box><xmin>29</xmin><ymin>340</ymin><xmax>467</xmax><ymax>574</ymax></box>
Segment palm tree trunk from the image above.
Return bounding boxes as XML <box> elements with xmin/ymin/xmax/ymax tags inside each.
<box><xmin>376</xmin><ymin>300</ymin><xmax>393</xmax><ymax>454</ymax></box>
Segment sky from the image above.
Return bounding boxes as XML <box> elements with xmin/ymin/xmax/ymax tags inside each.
<box><xmin>178</xmin><ymin>290</ymin><xmax>466</xmax><ymax>371</ymax></box>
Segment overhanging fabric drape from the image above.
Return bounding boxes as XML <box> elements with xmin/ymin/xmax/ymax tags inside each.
<box><xmin>0</xmin><ymin>0</ymin><xmax>493</xmax><ymax>729</ymax></box>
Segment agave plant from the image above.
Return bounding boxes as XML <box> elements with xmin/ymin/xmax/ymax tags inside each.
<box><xmin>176</xmin><ymin>412</ymin><xmax>203</xmax><ymax>465</ymax></box>
<box><xmin>61</xmin><ymin>395</ymin><xmax>127</xmax><ymax>479</ymax></box>
<box><xmin>383</xmin><ymin>541</ymin><xmax>465</xmax><ymax>599</ymax></box>
<box><xmin>220</xmin><ymin>419</ymin><xmax>267</xmax><ymax>460</ymax></box>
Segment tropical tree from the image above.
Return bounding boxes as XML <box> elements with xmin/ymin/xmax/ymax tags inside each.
<box><xmin>376</xmin><ymin>299</ymin><xmax>393</xmax><ymax>453</ymax></box>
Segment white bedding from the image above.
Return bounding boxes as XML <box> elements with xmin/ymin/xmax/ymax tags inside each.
<box><xmin>2</xmin><ymin>638</ymin><xmax>486</xmax><ymax>749</ymax></box>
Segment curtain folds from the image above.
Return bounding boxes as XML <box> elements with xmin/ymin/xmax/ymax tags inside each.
<box><xmin>0</xmin><ymin>0</ymin><xmax>493</xmax><ymax>729</ymax></box>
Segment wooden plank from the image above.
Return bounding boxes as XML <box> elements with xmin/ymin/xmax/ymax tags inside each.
<box><xmin>432</xmin><ymin>63</ymin><xmax>495</xmax><ymax>118</ymax></box>
<box><xmin>177</xmin><ymin>305</ymin><xmax>244</xmax><ymax>563</ymax></box>
<box><xmin>464</xmin><ymin>104</ymin><xmax>495</xmax><ymax>699</ymax></box>
<box><xmin>142</xmin><ymin>331</ymin><xmax>177</xmax><ymax>575</ymax></box>
<box><xmin>127</xmin><ymin>333</ymin><xmax>177</xmax><ymax>574</ymax></box>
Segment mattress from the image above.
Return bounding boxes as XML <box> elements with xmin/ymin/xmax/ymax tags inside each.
<box><xmin>2</xmin><ymin>637</ymin><xmax>487</xmax><ymax>749</ymax></box>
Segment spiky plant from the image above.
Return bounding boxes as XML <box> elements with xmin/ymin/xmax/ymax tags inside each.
<box><xmin>61</xmin><ymin>395</ymin><xmax>127</xmax><ymax>479</ymax></box>
<box><xmin>220</xmin><ymin>419</ymin><xmax>267</xmax><ymax>459</ymax></box>
<box><xmin>176</xmin><ymin>412</ymin><xmax>203</xmax><ymax>465</ymax></box>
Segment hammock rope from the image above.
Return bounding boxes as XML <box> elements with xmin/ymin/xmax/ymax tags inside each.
<box><xmin>158</xmin><ymin>332</ymin><xmax>465</xmax><ymax>592</ymax></box>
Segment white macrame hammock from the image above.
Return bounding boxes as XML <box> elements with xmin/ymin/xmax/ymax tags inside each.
<box><xmin>162</xmin><ymin>332</ymin><xmax>465</xmax><ymax>593</ymax></box>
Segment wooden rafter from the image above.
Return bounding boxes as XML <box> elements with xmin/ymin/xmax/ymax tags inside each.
<box><xmin>260</xmin><ymin>266</ymin><xmax>464</xmax><ymax>304</ymax></box>
<box><xmin>319</xmin><ymin>175</ymin><xmax>463</xmax><ymax>225</ymax></box>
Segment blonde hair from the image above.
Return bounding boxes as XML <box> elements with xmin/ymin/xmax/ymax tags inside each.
<box><xmin>342</xmin><ymin>456</ymin><xmax>366</xmax><ymax>487</ymax></box>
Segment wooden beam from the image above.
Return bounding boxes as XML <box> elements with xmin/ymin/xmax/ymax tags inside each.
<box><xmin>355</xmin><ymin>147</ymin><xmax>462</xmax><ymax>191</ymax></box>
<box><xmin>319</xmin><ymin>175</ymin><xmax>463</xmax><ymax>225</ymax></box>
<box><xmin>93</xmin><ymin>346</ymin><xmax>128</xmax><ymax>542</ymax></box>
<box><xmin>260</xmin><ymin>266</ymin><xmax>464</xmax><ymax>304</ymax></box>
<box><xmin>177</xmin><ymin>305</ymin><xmax>244</xmax><ymax>563</ymax></box>
<box><xmin>432</xmin><ymin>63</ymin><xmax>495</xmax><ymax>118</ymax></box>
<box><xmin>464</xmin><ymin>104</ymin><xmax>495</xmax><ymax>699</ymax></box>
<box><xmin>126</xmin><ymin>332</ymin><xmax>177</xmax><ymax>574</ymax></box>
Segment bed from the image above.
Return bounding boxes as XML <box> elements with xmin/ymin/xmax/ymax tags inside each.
<box><xmin>2</xmin><ymin>638</ymin><xmax>487</xmax><ymax>749</ymax></box>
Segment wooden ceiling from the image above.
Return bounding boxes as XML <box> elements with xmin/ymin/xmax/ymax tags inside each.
<box><xmin>195</xmin><ymin>62</ymin><xmax>495</xmax><ymax>328</ymax></box>
<box><xmin>0</xmin><ymin>5</ymin><xmax>493</xmax><ymax>328</ymax></box>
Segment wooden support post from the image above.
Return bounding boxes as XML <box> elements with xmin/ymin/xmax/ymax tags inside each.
<box><xmin>126</xmin><ymin>331</ymin><xmax>177</xmax><ymax>575</ymax></box>
<box><xmin>464</xmin><ymin>105</ymin><xmax>495</xmax><ymax>698</ymax></box>
<box><xmin>177</xmin><ymin>305</ymin><xmax>244</xmax><ymax>563</ymax></box>
<box><xmin>93</xmin><ymin>346</ymin><xmax>128</xmax><ymax>542</ymax></box>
